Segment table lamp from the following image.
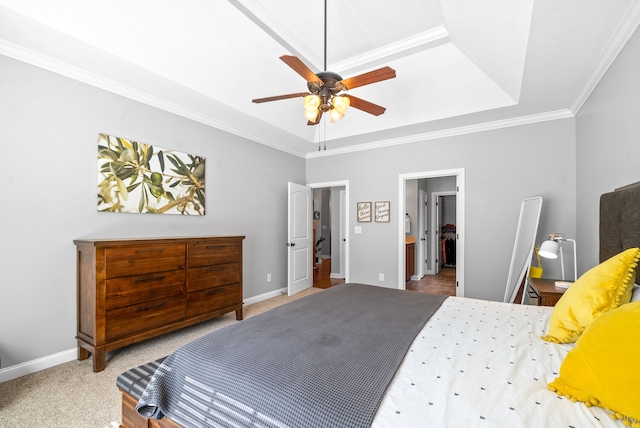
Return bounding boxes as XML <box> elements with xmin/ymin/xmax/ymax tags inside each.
<box><xmin>539</xmin><ymin>233</ymin><xmax>577</xmax><ymax>286</ymax></box>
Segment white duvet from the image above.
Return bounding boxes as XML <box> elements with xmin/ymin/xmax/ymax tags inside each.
<box><xmin>372</xmin><ymin>297</ymin><xmax>616</xmax><ymax>428</ymax></box>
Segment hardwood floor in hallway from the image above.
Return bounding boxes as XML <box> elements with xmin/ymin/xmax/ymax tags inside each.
<box><xmin>313</xmin><ymin>258</ymin><xmax>345</xmax><ymax>289</ymax></box>
<box><xmin>406</xmin><ymin>267</ymin><xmax>457</xmax><ymax>296</ymax></box>
<box><xmin>314</xmin><ymin>259</ymin><xmax>456</xmax><ymax>297</ymax></box>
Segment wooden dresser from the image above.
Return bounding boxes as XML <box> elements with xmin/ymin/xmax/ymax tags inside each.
<box><xmin>74</xmin><ymin>236</ymin><xmax>244</xmax><ymax>372</ymax></box>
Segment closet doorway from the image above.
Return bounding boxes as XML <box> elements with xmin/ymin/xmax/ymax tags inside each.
<box><xmin>432</xmin><ymin>192</ymin><xmax>457</xmax><ymax>275</ymax></box>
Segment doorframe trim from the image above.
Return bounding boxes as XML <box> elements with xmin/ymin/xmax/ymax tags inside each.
<box><xmin>307</xmin><ymin>180</ymin><xmax>350</xmax><ymax>283</ymax></box>
<box><xmin>398</xmin><ymin>169</ymin><xmax>465</xmax><ymax>296</ymax></box>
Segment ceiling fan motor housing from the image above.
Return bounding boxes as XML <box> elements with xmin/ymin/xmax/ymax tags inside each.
<box><xmin>309</xmin><ymin>71</ymin><xmax>348</xmax><ymax>111</ymax></box>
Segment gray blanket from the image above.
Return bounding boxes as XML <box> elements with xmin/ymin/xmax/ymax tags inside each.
<box><xmin>136</xmin><ymin>283</ymin><xmax>447</xmax><ymax>428</ymax></box>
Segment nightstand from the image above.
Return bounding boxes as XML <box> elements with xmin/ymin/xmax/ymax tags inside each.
<box><xmin>527</xmin><ymin>277</ymin><xmax>571</xmax><ymax>307</ymax></box>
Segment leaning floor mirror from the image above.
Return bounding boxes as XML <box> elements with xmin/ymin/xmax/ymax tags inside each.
<box><xmin>503</xmin><ymin>196</ymin><xmax>543</xmax><ymax>304</ymax></box>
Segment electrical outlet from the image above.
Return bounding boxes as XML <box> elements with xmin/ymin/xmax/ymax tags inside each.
<box><xmin>267</xmin><ymin>273</ymin><xmax>271</xmax><ymax>282</ymax></box>
<box><xmin>379</xmin><ymin>273</ymin><xmax>384</xmax><ymax>281</ymax></box>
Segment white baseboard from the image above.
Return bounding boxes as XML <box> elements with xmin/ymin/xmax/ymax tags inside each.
<box><xmin>329</xmin><ymin>273</ymin><xmax>344</xmax><ymax>279</ymax></box>
<box><xmin>1</xmin><ymin>288</ymin><xmax>288</xmax><ymax>384</ymax></box>
<box><xmin>243</xmin><ymin>287</ymin><xmax>287</xmax><ymax>306</ymax></box>
<box><xmin>0</xmin><ymin>348</ymin><xmax>76</xmax><ymax>383</ymax></box>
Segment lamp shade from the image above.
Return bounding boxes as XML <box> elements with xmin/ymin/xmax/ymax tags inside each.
<box><xmin>329</xmin><ymin>108</ymin><xmax>345</xmax><ymax>123</ymax></box>
<box><xmin>332</xmin><ymin>95</ymin><xmax>350</xmax><ymax>114</ymax></box>
<box><xmin>303</xmin><ymin>109</ymin><xmax>320</xmax><ymax>121</ymax></box>
<box><xmin>303</xmin><ymin>94</ymin><xmax>321</xmax><ymax>112</ymax></box>
<box><xmin>539</xmin><ymin>240</ymin><xmax>560</xmax><ymax>259</ymax></box>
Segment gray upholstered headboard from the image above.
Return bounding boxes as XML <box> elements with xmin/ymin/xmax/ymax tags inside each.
<box><xmin>599</xmin><ymin>181</ymin><xmax>640</xmax><ymax>263</ymax></box>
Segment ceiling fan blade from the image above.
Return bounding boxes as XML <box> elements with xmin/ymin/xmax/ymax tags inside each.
<box><xmin>340</xmin><ymin>66</ymin><xmax>396</xmax><ymax>90</ymax></box>
<box><xmin>280</xmin><ymin>55</ymin><xmax>322</xmax><ymax>83</ymax></box>
<box><xmin>252</xmin><ymin>92</ymin><xmax>308</xmax><ymax>103</ymax></box>
<box><xmin>346</xmin><ymin>95</ymin><xmax>386</xmax><ymax>116</ymax></box>
<box><xmin>308</xmin><ymin>109</ymin><xmax>324</xmax><ymax>126</ymax></box>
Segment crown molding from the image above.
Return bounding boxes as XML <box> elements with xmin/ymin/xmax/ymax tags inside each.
<box><xmin>228</xmin><ymin>0</ymin><xmax>323</xmax><ymax>69</ymax></box>
<box><xmin>332</xmin><ymin>27</ymin><xmax>450</xmax><ymax>75</ymax></box>
<box><xmin>570</xmin><ymin>1</ymin><xmax>640</xmax><ymax>114</ymax></box>
<box><xmin>0</xmin><ymin>37</ymin><xmax>574</xmax><ymax>161</ymax></box>
<box><xmin>230</xmin><ymin>0</ymin><xmax>450</xmax><ymax>76</ymax></box>
<box><xmin>306</xmin><ymin>109</ymin><xmax>575</xmax><ymax>159</ymax></box>
<box><xmin>0</xmin><ymin>40</ymin><xmax>307</xmax><ymax>158</ymax></box>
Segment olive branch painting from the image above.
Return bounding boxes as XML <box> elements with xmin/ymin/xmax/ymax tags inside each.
<box><xmin>97</xmin><ymin>133</ymin><xmax>205</xmax><ymax>215</ymax></box>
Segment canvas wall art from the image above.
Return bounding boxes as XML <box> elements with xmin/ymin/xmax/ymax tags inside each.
<box><xmin>97</xmin><ymin>133</ymin><xmax>205</xmax><ymax>215</ymax></box>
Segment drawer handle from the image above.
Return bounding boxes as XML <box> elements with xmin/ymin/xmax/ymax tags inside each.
<box><xmin>205</xmin><ymin>245</ymin><xmax>226</xmax><ymax>249</ymax></box>
<box><xmin>135</xmin><ymin>248</ymin><xmax>165</xmax><ymax>253</ymax></box>
<box><xmin>136</xmin><ymin>302</ymin><xmax>166</xmax><ymax>312</ymax></box>
<box><xmin>135</xmin><ymin>275</ymin><xmax>165</xmax><ymax>283</ymax></box>
<box><xmin>205</xmin><ymin>288</ymin><xmax>226</xmax><ymax>296</ymax></box>
<box><xmin>206</xmin><ymin>266</ymin><xmax>225</xmax><ymax>271</ymax></box>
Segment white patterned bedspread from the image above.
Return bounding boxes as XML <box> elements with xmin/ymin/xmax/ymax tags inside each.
<box><xmin>372</xmin><ymin>296</ymin><xmax>616</xmax><ymax>428</ymax></box>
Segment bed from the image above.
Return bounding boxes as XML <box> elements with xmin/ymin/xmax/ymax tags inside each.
<box><xmin>117</xmin><ymin>184</ymin><xmax>640</xmax><ymax>428</ymax></box>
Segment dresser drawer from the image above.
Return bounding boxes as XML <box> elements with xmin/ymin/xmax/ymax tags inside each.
<box><xmin>187</xmin><ymin>283</ymin><xmax>241</xmax><ymax>318</ymax></box>
<box><xmin>105</xmin><ymin>244</ymin><xmax>185</xmax><ymax>279</ymax></box>
<box><xmin>106</xmin><ymin>296</ymin><xmax>186</xmax><ymax>341</ymax></box>
<box><xmin>187</xmin><ymin>263</ymin><xmax>240</xmax><ymax>292</ymax></box>
<box><xmin>106</xmin><ymin>270</ymin><xmax>185</xmax><ymax>309</ymax></box>
<box><xmin>187</xmin><ymin>241</ymin><xmax>241</xmax><ymax>267</ymax></box>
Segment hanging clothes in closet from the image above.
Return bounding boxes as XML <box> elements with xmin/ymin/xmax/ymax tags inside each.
<box><xmin>441</xmin><ymin>224</ymin><xmax>456</xmax><ymax>267</ymax></box>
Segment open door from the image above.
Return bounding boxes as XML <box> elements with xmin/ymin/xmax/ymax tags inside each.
<box><xmin>287</xmin><ymin>182</ymin><xmax>313</xmax><ymax>296</ymax></box>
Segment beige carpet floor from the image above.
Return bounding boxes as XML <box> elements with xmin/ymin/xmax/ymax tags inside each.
<box><xmin>0</xmin><ymin>287</ymin><xmax>321</xmax><ymax>428</ymax></box>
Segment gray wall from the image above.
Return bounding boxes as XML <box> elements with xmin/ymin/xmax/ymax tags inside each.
<box><xmin>576</xmin><ymin>25</ymin><xmax>640</xmax><ymax>272</ymax></box>
<box><xmin>307</xmin><ymin>119</ymin><xmax>577</xmax><ymax>301</ymax></box>
<box><xmin>0</xmin><ymin>55</ymin><xmax>304</xmax><ymax>369</ymax></box>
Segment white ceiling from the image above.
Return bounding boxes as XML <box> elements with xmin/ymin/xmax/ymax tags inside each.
<box><xmin>1</xmin><ymin>0</ymin><xmax>639</xmax><ymax>158</ymax></box>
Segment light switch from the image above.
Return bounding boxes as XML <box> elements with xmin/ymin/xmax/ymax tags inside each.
<box><xmin>355</xmin><ymin>226</ymin><xmax>362</xmax><ymax>234</ymax></box>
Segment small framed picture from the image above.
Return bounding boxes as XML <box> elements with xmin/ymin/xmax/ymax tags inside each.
<box><xmin>357</xmin><ymin>202</ymin><xmax>372</xmax><ymax>222</ymax></box>
<box><xmin>375</xmin><ymin>201</ymin><xmax>390</xmax><ymax>222</ymax></box>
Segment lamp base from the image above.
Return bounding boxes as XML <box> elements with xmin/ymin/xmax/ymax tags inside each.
<box><xmin>555</xmin><ymin>280</ymin><xmax>573</xmax><ymax>288</ymax></box>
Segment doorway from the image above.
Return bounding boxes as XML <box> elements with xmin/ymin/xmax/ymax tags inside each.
<box><xmin>308</xmin><ymin>181</ymin><xmax>349</xmax><ymax>286</ymax></box>
<box><xmin>398</xmin><ymin>169</ymin><xmax>465</xmax><ymax>296</ymax></box>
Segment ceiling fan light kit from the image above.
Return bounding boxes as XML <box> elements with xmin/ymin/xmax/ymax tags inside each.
<box><xmin>251</xmin><ymin>0</ymin><xmax>396</xmax><ymax>126</ymax></box>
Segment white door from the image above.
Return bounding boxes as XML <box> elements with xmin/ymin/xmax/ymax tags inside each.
<box><xmin>287</xmin><ymin>182</ymin><xmax>313</xmax><ymax>296</ymax></box>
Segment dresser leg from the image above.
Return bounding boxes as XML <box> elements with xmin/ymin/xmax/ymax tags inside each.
<box><xmin>78</xmin><ymin>346</ymin><xmax>90</xmax><ymax>361</ymax></box>
<box><xmin>93</xmin><ymin>349</ymin><xmax>106</xmax><ymax>372</ymax></box>
<box><xmin>236</xmin><ymin>306</ymin><xmax>244</xmax><ymax>321</ymax></box>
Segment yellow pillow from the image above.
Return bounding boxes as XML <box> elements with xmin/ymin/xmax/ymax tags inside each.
<box><xmin>541</xmin><ymin>247</ymin><xmax>639</xmax><ymax>343</ymax></box>
<box><xmin>548</xmin><ymin>301</ymin><xmax>640</xmax><ymax>426</ymax></box>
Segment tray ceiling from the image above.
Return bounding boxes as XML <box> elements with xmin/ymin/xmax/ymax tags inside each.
<box><xmin>0</xmin><ymin>0</ymin><xmax>639</xmax><ymax>157</ymax></box>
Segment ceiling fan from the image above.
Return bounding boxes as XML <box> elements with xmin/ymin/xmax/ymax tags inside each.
<box><xmin>251</xmin><ymin>1</ymin><xmax>396</xmax><ymax>126</ymax></box>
